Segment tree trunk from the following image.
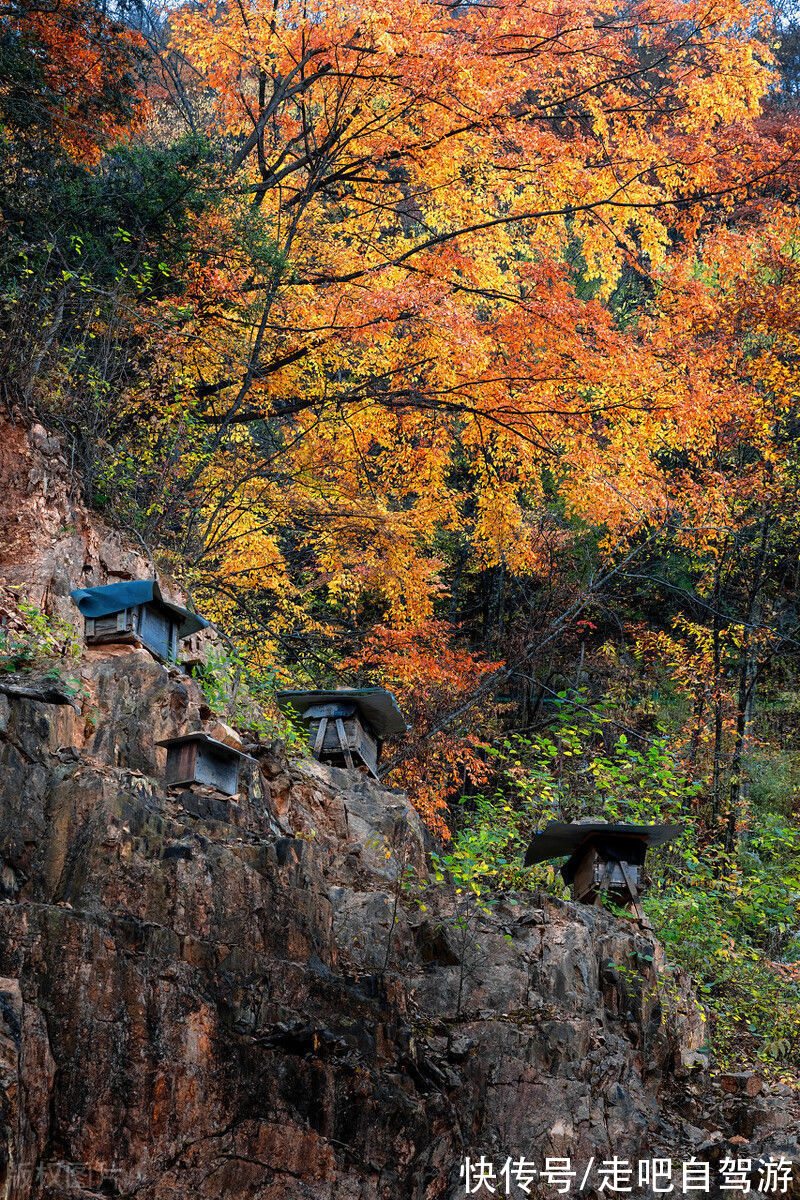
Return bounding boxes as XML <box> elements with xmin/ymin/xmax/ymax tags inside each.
<box><xmin>711</xmin><ymin>560</ymin><xmax>724</xmax><ymax>832</ymax></box>
<box><xmin>724</xmin><ymin>513</ymin><xmax>771</xmax><ymax>853</ymax></box>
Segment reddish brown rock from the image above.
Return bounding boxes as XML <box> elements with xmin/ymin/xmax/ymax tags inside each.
<box><xmin>720</xmin><ymin>1072</ymin><xmax>764</xmax><ymax>1097</ymax></box>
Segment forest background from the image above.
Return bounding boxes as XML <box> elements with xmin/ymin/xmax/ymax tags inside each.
<box><xmin>3</xmin><ymin>0</ymin><xmax>800</xmax><ymax>1076</ymax></box>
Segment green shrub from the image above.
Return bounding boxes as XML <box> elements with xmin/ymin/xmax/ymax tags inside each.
<box><xmin>195</xmin><ymin>643</ymin><xmax>306</xmax><ymax>748</ymax></box>
<box><xmin>0</xmin><ymin>600</ymin><xmax>80</xmax><ymax>673</ymax></box>
<box><xmin>646</xmin><ymin>819</ymin><xmax>800</xmax><ymax>1071</ymax></box>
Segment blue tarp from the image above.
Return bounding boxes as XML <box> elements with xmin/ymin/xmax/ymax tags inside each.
<box><xmin>70</xmin><ymin>581</ymin><xmax>209</xmax><ymax>639</ymax></box>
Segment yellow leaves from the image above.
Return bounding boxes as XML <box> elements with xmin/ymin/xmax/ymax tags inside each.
<box><xmin>126</xmin><ymin>0</ymin><xmax>800</xmax><ymax>843</ymax></box>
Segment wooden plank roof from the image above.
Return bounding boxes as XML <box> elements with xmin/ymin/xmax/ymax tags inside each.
<box><xmin>156</xmin><ymin>732</ymin><xmax>256</xmax><ymax>762</ymax></box>
<box><xmin>524</xmin><ymin>820</ymin><xmax>682</xmax><ymax>867</ymax></box>
<box><xmin>276</xmin><ymin>687</ymin><xmax>408</xmax><ymax>738</ymax></box>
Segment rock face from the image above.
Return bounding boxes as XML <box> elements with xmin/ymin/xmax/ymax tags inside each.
<box><xmin>0</xmin><ymin>415</ymin><xmax>798</xmax><ymax>1199</ymax></box>
<box><xmin>0</xmin><ymin>415</ymin><xmax>188</xmax><ymax>631</ymax></box>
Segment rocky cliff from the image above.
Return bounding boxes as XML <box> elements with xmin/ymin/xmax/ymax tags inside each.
<box><xmin>0</xmin><ymin>414</ymin><xmax>798</xmax><ymax>1199</ymax></box>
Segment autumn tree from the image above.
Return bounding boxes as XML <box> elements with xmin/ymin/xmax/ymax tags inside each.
<box><xmin>0</xmin><ymin>0</ymin><xmax>147</xmax><ymax>168</ymax></box>
<box><xmin>124</xmin><ymin>0</ymin><xmax>793</xmax><ymax>620</ymax></box>
<box><xmin>564</xmin><ymin>209</ymin><xmax>800</xmax><ymax>849</ymax></box>
<box><xmin>10</xmin><ymin>0</ymin><xmax>800</xmax><ymax>830</ymax></box>
<box><xmin>0</xmin><ymin>0</ymin><xmax>150</xmax><ymax>402</ymax></box>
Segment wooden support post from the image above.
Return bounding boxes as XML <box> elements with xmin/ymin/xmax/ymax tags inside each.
<box><xmin>313</xmin><ymin>717</ymin><xmax>328</xmax><ymax>756</ymax></box>
<box><xmin>335</xmin><ymin>717</ymin><xmax>356</xmax><ymax>769</ymax></box>
<box><xmin>619</xmin><ymin>859</ymin><xmax>644</xmax><ymax>920</ymax></box>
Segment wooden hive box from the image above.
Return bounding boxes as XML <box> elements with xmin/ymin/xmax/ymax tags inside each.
<box><xmin>305</xmin><ymin>701</ymin><xmax>380</xmax><ymax>776</ymax></box>
<box><xmin>157</xmin><ymin>733</ymin><xmax>254</xmax><ymax>797</ymax></box>
<box><xmin>564</xmin><ymin>838</ymin><xmax>646</xmax><ymax>905</ymax></box>
<box><xmin>71</xmin><ymin>581</ymin><xmax>209</xmax><ymax>663</ymax></box>
<box><xmin>84</xmin><ymin>602</ymin><xmax>180</xmax><ymax>660</ymax></box>
<box><xmin>276</xmin><ymin>687</ymin><xmax>408</xmax><ymax>779</ymax></box>
<box><xmin>180</xmin><ymin>632</ymin><xmax>207</xmax><ymax>677</ymax></box>
<box><xmin>524</xmin><ymin>820</ymin><xmax>682</xmax><ymax>913</ymax></box>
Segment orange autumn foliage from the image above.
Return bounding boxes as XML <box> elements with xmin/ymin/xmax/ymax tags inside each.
<box><xmin>47</xmin><ymin>0</ymin><xmax>800</xmax><ymax>833</ymax></box>
<box><xmin>2</xmin><ymin>0</ymin><xmax>148</xmax><ymax>164</ymax></box>
<box><xmin>160</xmin><ymin>0</ymin><xmax>800</xmax><ymax>627</ymax></box>
<box><xmin>342</xmin><ymin>623</ymin><xmax>500</xmax><ymax>837</ymax></box>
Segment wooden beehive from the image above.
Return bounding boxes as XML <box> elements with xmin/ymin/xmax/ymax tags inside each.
<box><xmin>158</xmin><ymin>733</ymin><xmax>252</xmax><ymax>797</ymax></box>
<box><xmin>305</xmin><ymin>701</ymin><xmax>380</xmax><ymax>776</ymax></box>
<box><xmin>180</xmin><ymin>632</ymin><xmax>207</xmax><ymax>677</ymax></box>
<box><xmin>524</xmin><ymin>819</ymin><xmax>682</xmax><ymax>914</ymax></box>
<box><xmin>85</xmin><ymin>602</ymin><xmax>180</xmax><ymax>660</ymax></box>
<box><xmin>276</xmin><ymin>688</ymin><xmax>407</xmax><ymax>779</ymax></box>
<box><xmin>562</xmin><ymin>837</ymin><xmax>647</xmax><ymax>906</ymax></box>
<box><xmin>71</xmin><ymin>581</ymin><xmax>208</xmax><ymax>663</ymax></box>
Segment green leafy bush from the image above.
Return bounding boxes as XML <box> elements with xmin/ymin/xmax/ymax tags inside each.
<box><xmin>431</xmin><ymin>694</ymin><xmax>800</xmax><ymax>1073</ymax></box>
<box><xmin>0</xmin><ymin>600</ymin><xmax>80</xmax><ymax>673</ymax></box>
<box><xmin>195</xmin><ymin>643</ymin><xmax>306</xmax><ymax>748</ymax></box>
<box><xmin>646</xmin><ymin>819</ymin><xmax>800</xmax><ymax>1070</ymax></box>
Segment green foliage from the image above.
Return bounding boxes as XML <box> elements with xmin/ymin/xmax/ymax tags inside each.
<box><xmin>428</xmin><ymin>691</ymin><xmax>800</xmax><ymax>1073</ymax></box>
<box><xmin>431</xmin><ymin>696</ymin><xmax>699</xmax><ymax>907</ymax></box>
<box><xmin>647</xmin><ymin>818</ymin><xmax>800</xmax><ymax>1071</ymax></box>
<box><xmin>0</xmin><ymin>601</ymin><xmax>80</xmax><ymax>673</ymax></box>
<box><xmin>485</xmin><ymin>692</ymin><xmax>698</xmax><ymax>826</ymax></box>
<box><xmin>233</xmin><ymin>204</ymin><xmax>290</xmax><ymax>285</ymax></box>
<box><xmin>0</xmin><ymin>135</ymin><xmax>222</xmax><ymax>534</ymax></box>
<box><xmin>743</xmin><ymin>750</ymin><xmax>800</xmax><ymax>819</ymax></box>
<box><xmin>2</xmin><ymin>134</ymin><xmax>218</xmax><ymax>291</ymax></box>
<box><xmin>430</xmin><ymin>791</ymin><xmax>540</xmax><ymax>907</ymax></box>
<box><xmin>55</xmin><ymin>135</ymin><xmax>219</xmax><ymax>294</ymax></box>
<box><xmin>195</xmin><ymin>643</ymin><xmax>306</xmax><ymax>748</ymax></box>
<box><xmin>89</xmin><ymin>408</ymin><xmax>215</xmax><ymax>539</ymax></box>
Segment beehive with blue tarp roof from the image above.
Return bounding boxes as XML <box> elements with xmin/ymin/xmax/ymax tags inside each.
<box><xmin>70</xmin><ymin>580</ymin><xmax>209</xmax><ymax>662</ymax></box>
